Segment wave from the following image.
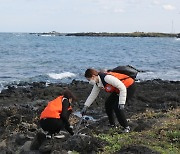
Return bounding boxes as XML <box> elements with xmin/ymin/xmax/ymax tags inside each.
<box><xmin>0</xmin><ymin>83</ymin><xmax>5</xmax><ymax>93</ymax></box>
<box><xmin>0</xmin><ymin>72</ymin><xmax>76</xmax><ymax>93</ymax></box>
<box><xmin>137</xmin><ymin>70</ymin><xmax>180</xmax><ymax>81</ymax></box>
<box><xmin>48</xmin><ymin>72</ymin><xmax>76</xmax><ymax>80</ymax></box>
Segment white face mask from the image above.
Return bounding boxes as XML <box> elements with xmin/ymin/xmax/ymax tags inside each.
<box><xmin>89</xmin><ymin>79</ymin><xmax>96</xmax><ymax>85</ymax></box>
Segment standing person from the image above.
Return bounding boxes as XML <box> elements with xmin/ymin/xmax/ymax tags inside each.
<box><xmin>40</xmin><ymin>89</ymin><xmax>76</xmax><ymax>138</ymax></box>
<box><xmin>81</xmin><ymin>68</ymin><xmax>136</xmax><ymax>133</ymax></box>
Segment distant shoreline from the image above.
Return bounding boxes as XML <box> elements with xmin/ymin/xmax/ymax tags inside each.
<box><xmin>29</xmin><ymin>31</ymin><xmax>179</xmax><ymax>38</ymax></box>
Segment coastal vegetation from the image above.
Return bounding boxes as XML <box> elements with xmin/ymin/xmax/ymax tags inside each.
<box><xmin>97</xmin><ymin>108</ymin><xmax>180</xmax><ymax>154</ymax></box>
<box><xmin>66</xmin><ymin>32</ymin><xmax>177</xmax><ymax>37</ymax></box>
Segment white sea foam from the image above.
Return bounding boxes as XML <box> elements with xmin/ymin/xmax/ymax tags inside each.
<box><xmin>137</xmin><ymin>70</ymin><xmax>180</xmax><ymax>81</ymax></box>
<box><xmin>0</xmin><ymin>84</ymin><xmax>4</xmax><ymax>93</ymax></box>
<box><xmin>0</xmin><ymin>82</ymin><xmax>9</xmax><ymax>93</ymax></box>
<box><xmin>40</xmin><ymin>34</ymin><xmax>55</xmax><ymax>37</ymax></box>
<box><xmin>48</xmin><ymin>72</ymin><xmax>76</xmax><ymax>80</ymax></box>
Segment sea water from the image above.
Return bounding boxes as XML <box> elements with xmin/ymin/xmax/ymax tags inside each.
<box><xmin>0</xmin><ymin>33</ymin><xmax>180</xmax><ymax>91</ymax></box>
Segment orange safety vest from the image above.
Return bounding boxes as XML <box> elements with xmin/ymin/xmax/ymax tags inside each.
<box><xmin>40</xmin><ymin>96</ymin><xmax>72</xmax><ymax>119</ymax></box>
<box><xmin>99</xmin><ymin>72</ymin><xmax>134</xmax><ymax>93</ymax></box>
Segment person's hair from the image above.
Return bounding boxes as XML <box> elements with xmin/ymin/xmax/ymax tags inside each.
<box><xmin>84</xmin><ymin>68</ymin><xmax>98</xmax><ymax>78</ymax></box>
<box><xmin>62</xmin><ymin>89</ymin><xmax>77</xmax><ymax>102</ymax></box>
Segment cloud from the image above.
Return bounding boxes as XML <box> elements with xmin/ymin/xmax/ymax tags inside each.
<box><xmin>152</xmin><ymin>0</ymin><xmax>160</xmax><ymax>5</ymax></box>
<box><xmin>114</xmin><ymin>8</ymin><xmax>124</xmax><ymax>13</ymax></box>
<box><xmin>92</xmin><ymin>0</ymin><xmax>125</xmax><ymax>13</ymax></box>
<box><xmin>162</xmin><ymin>4</ymin><xmax>175</xmax><ymax>11</ymax></box>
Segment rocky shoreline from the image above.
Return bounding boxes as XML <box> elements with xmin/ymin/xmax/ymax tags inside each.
<box><xmin>29</xmin><ymin>31</ymin><xmax>178</xmax><ymax>38</ymax></box>
<box><xmin>0</xmin><ymin>79</ymin><xmax>179</xmax><ymax>153</ymax></box>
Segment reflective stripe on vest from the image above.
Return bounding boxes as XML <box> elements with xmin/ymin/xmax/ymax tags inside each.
<box><xmin>40</xmin><ymin>96</ymin><xmax>72</xmax><ymax>119</ymax></box>
<box><xmin>99</xmin><ymin>72</ymin><xmax>134</xmax><ymax>93</ymax></box>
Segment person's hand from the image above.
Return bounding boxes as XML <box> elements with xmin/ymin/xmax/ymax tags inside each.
<box><xmin>67</xmin><ymin>127</ymin><xmax>74</xmax><ymax>135</ymax></box>
<box><xmin>69</xmin><ymin>128</ymin><xmax>74</xmax><ymax>135</ymax></box>
<box><xmin>69</xmin><ymin>129</ymin><xmax>74</xmax><ymax>136</ymax></box>
<box><xmin>81</xmin><ymin>106</ymin><xmax>88</xmax><ymax>116</ymax></box>
<box><xmin>118</xmin><ymin>104</ymin><xmax>125</xmax><ymax>110</ymax></box>
<box><xmin>70</xmin><ymin>125</ymin><xmax>73</xmax><ymax>129</ymax></box>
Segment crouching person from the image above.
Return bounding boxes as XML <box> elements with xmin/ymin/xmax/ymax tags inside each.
<box><xmin>40</xmin><ymin>89</ymin><xmax>76</xmax><ymax>138</ymax></box>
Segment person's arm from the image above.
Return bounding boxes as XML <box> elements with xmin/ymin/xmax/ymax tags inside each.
<box><xmin>84</xmin><ymin>84</ymin><xmax>100</xmax><ymax>107</ymax></box>
<box><xmin>61</xmin><ymin>99</ymin><xmax>74</xmax><ymax>135</ymax></box>
<box><xmin>104</xmin><ymin>75</ymin><xmax>127</xmax><ymax>105</ymax></box>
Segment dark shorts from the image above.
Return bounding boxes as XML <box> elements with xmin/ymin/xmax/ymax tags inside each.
<box><xmin>40</xmin><ymin>118</ymin><xmax>64</xmax><ymax>135</ymax></box>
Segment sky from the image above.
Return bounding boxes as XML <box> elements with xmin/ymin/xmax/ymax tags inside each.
<box><xmin>0</xmin><ymin>0</ymin><xmax>180</xmax><ymax>33</ymax></box>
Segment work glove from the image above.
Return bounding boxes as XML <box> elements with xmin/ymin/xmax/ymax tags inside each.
<box><xmin>67</xmin><ymin>127</ymin><xmax>74</xmax><ymax>136</ymax></box>
<box><xmin>69</xmin><ymin>129</ymin><xmax>74</xmax><ymax>136</ymax></box>
<box><xmin>118</xmin><ymin>104</ymin><xmax>125</xmax><ymax>110</ymax></box>
<box><xmin>81</xmin><ymin>105</ymin><xmax>88</xmax><ymax>116</ymax></box>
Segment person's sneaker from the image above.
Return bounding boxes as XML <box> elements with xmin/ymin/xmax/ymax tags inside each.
<box><xmin>123</xmin><ymin>126</ymin><xmax>130</xmax><ymax>133</ymax></box>
<box><xmin>54</xmin><ymin>134</ymin><xmax>65</xmax><ymax>139</ymax></box>
<box><xmin>46</xmin><ymin>133</ymin><xmax>52</xmax><ymax>139</ymax></box>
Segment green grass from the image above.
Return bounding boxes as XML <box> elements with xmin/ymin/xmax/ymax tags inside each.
<box><xmin>96</xmin><ymin>108</ymin><xmax>180</xmax><ymax>154</ymax></box>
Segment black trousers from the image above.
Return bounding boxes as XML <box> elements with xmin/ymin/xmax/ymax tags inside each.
<box><xmin>40</xmin><ymin>118</ymin><xmax>64</xmax><ymax>135</ymax></box>
<box><xmin>105</xmin><ymin>83</ymin><xmax>136</xmax><ymax>128</ymax></box>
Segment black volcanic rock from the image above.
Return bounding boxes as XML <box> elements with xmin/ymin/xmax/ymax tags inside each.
<box><xmin>0</xmin><ymin>79</ymin><xmax>179</xmax><ymax>153</ymax></box>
